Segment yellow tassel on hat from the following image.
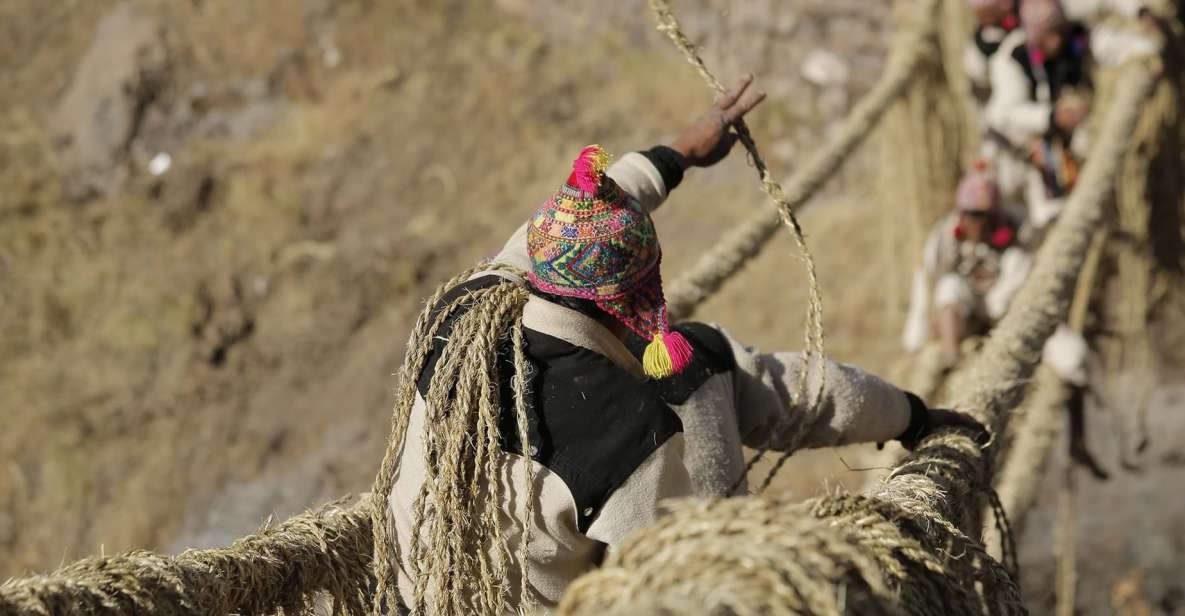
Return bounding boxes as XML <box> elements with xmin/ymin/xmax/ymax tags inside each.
<box><xmin>643</xmin><ymin>332</ymin><xmax>675</xmax><ymax>379</ymax></box>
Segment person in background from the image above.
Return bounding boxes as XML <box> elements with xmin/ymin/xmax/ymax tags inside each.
<box><xmin>903</xmin><ymin>162</ymin><xmax>1032</xmax><ymax>366</ymax></box>
<box><xmin>965</xmin><ymin>0</ymin><xmax>1021</xmax><ymax>101</ymax></box>
<box><xmin>983</xmin><ymin>0</ymin><xmax>1159</xmax><ymax>229</ymax></box>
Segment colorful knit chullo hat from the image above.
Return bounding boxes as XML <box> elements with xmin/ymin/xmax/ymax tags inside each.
<box><xmin>527</xmin><ymin>145</ymin><xmax>692</xmax><ymax>379</ymax></box>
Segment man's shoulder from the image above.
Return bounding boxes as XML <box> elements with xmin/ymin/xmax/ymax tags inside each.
<box><xmin>652</xmin><ymin>322</ymin><xmax>736</xmax><ymax>405</ymax></box>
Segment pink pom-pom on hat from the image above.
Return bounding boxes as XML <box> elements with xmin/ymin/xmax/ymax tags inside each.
<box><xmin>568</xmin><ymin>145</ymin><xmax>612</xmax><ymax>194</ymax></box>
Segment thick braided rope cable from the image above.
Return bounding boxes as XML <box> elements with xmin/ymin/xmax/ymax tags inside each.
<box><xmin>558</xmin><ymin>63</ymin><xmax>1156</xmax><ymax>616</ymax></box>
<box><xmin>0</xmin><ymin>496</ymin><xmax>374</xmax><ymax>616</ymax></box>
<box><xmin>983</xmin><ymin>230</ymin><xmax>1107</xmax><ymax>558</ymax></box>
<box><xmin>1054</xmin><ymin>469</ymin><xmax>1079</xmax><ymax>616</ymax></box>
<box><xmin>662</xmin><ymin>0</ymin><xmax>938</xmax><ymax>322</ymax></box>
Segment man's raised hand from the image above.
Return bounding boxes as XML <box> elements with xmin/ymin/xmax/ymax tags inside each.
<box><xmin>670</xmin><ymin>74</ymin><xmax>767</xmax><ymax>169</ymax></box>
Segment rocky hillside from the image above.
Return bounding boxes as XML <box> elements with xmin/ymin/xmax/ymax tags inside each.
<box><xmin>1</xmin><ymin>0</ymin><xmax>901</xmax><ymax>574</ymax></box>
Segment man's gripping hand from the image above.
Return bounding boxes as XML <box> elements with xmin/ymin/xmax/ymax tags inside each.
<box><xmin>897</xmin><ymin>393</ymin><xmax>990</xmax><ymax>451</ymax></box>
<box><xmin>669</xmin><ymin>74</ymin><xmax>767</xmax><ymax>169</ymax></box>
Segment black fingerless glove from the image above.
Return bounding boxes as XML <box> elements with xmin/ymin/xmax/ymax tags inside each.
<box><xmin>897</xmin><ymin>391</ymin><xmax>931</xmax><ymax>449</ymax></box>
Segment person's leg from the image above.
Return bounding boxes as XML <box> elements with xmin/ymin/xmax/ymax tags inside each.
<box><xmin>932</xmin><ymin>274</ymin><xmax>976</xmax><ymax>366</ymax></box>
<box><xmin>936</xmin><ymin>305</ymin><xmax>966</xmax><ymax>363</ymax></box>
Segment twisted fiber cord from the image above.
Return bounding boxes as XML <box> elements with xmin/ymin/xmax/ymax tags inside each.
<box><xmin>709</xmin><ymin>0</ymin><xmax>939</xmax><ymax>494</ymax></box>
<box><xmin>648</xmin><ymin>0</ymin><xmax>829</xmax><ymax>468</ymax></box>
<box><xmin>560</xmin><ymin>457</ymin><xmax>1022</xmax><ymax>616</ymax></box>
<box><xmin>1054</xmin><ymin>469</ymin><xmax>1078</xmax><ymax>616</ymax></box>
<box><xmin>510</xmin><ymin>316</ymin><xmax>537</xmax><ymax>612</ymax></box>
<box><xmin>558</xmin><ymin>63</ymin><xmax>1156</xmax><ymax>616</ymax></box>
<box><xmin>656</xmin><ymin>0</ymin><xmax>940</xmax><ymax>487</ymax></box>
<box><xmin>649</xmin><ymin>0</ymin><xmax>824</xmax><ymax>354</ymax></box>
<box><xmin>369</xmin><ymin>264</ymin><xmax>534</xmax><ymax>616</ymax></box>
<box><xmin>661</xmin><ymin>0</ymin><xmax>939</xmax><ymax>324</ymax></box>
<box><xmin>0</xmin><ymin>496</ymin><xmax>374</xmax><ymax>616</ymax></box>
<box><xmin>370</xmin><ymin>266</ymin><xmax>491</xmax><ymax>615</ymax></box>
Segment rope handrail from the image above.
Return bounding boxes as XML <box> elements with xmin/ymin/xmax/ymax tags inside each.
<box><xmin>983</xmin><ymin>228</ymin><xmax>1108</xmax><ymax>557</ymax></box>
<box><xmin>556</xmin><ymin>62</ymin><xmax>1157</xmax><ymax>615</ymax></box>
<box><xmin>0</xmin><ymin>496</ymin><xmax>374</xmax><ymax>616</ymax></box>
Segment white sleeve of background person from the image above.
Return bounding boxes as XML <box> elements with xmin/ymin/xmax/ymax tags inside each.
<box><xmin>715</xmin><ymin>326</ymin><xmax>912</xmax><ymax>451</ymax></box>
<box><xmin>964</xmin><ymin>42</ymin><xmax>991</xmax><ymax>91</ymax></box>
<box><xmin>606</xmin><ymin>152</ymin><xmax>669</xmax><ymax>214</ymax></box>
<box><xmin>986</xmin><ymin>32</ymin><xmax>1053</xmax><ymax>145</ymax></box>
<box><xmin>585</xmin><ymin>433</ymin><xmax>693</xmax><ymax>547</ymax></box>
<box><xmin>1090</xmin><ymin>24</ymin><xmax>1160</xmax><ymax>66</ymax></box>
<box><xmin>902</xmin><ymin>268</ymin><xmax>932</xmax><ymax>352</ymax></box>
<box><xmin>903</xmin><ymin>223</ymin><xmax>948</xmax><ymax>350</ymax></box>
<box><xmin>1062</xmin><ymin>0</ymin><xmax>1145</xmax><ymax>20</ymax></box>
<box><xmin>985</xmin><ymin>246</ymin><xmax>1034</xmax><ymax>320</ymax></box>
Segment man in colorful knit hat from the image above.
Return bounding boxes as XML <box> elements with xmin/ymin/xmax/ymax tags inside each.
<box><xmin>384</xmin><ymin>76</ymin><xmax>975</xmax><ymax>615</ymax></box>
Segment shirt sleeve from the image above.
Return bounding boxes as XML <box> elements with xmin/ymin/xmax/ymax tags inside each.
<box><xmin>585</xmin><ymin>433</ymin><xmax>693</xmax><ymax>548</ymax></box>
<box><xmin>1090</xmin><ymin>24</ymin><xmax>1160</xmax><ymax>67</ymax></box>
<box><xmin>1063</xmin><ymin>0</ymin><xmax>1145</xmax><ymax>20</ymax></box>
<box><xmin>964</xmin><ymin>42</ymin><xmax>991</xmax><ymax>91</ymax></box>
<box><xmin>605</xmin><ymin>148</ymin><xmax>683</xmax><ymax>214</ymax></box>
<box><xmin>902</xmin><ymin>267</ymin><xmax>931</xmax><ymax>352</ymax></box>
<box><xmin>717</xmin><ymin>326</ymin><xmax>913</xmax><ymax>451</ymax></box>
<box><xmin>903</xmin><ymin>223</ymin><xmax>948</xmax><ymax>351</ymax></box>
<box><xmin>985</xmin><ymin>246</ymin><xmax>1034</xmax><ymax>320</ymax></box>
<box><xmin>986</xmin><ymin>34</ymin><xmax>1054</xmax><ymax>147</ymax></box>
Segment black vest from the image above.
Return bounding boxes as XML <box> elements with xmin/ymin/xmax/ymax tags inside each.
<box><xmin>1010</xmin><ymin>24</ymin><xmax>1091</xmax><ymax>104</ymax></box>
<box><xmin>415</xmin><ymin>275</ymin><xmax>734</xmax><ymax>532</ymax></box>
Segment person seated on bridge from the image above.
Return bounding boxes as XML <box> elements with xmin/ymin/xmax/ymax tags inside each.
<box><xmin>902</xmin><ymin>162</ymin><xmax>1032</xmax><ymax>367</ymax></box>
<box><xmin>983</xmin><ymin>0</ymin><xmax>1158</xmax><ymax>229</ymax></box>
<box><xmin>380</xmin><ymin>76</ymin><xmax>978</xmax><ymax>616</ymax></box>
<box><xmin>964</xmin><ymin>0</ymin><xmax>1020</xmax><ymax>102</ymax></box>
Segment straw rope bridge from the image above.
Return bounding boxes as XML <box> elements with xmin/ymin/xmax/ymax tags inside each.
<box><xmin>0</xmin><ymin>0</ymin><xmax>1169</xmax><ymax>613</ymax></box>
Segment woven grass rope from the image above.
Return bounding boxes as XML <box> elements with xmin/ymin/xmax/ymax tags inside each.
<box><xmin>0</xmin><ymin>496</ymin><xmax>374</xmax><ymax>616</ymax></box>
<box><xmin>369</xmin><ymin>264</ymin><xmax>536</xmax><ymax>616</ymax></box>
